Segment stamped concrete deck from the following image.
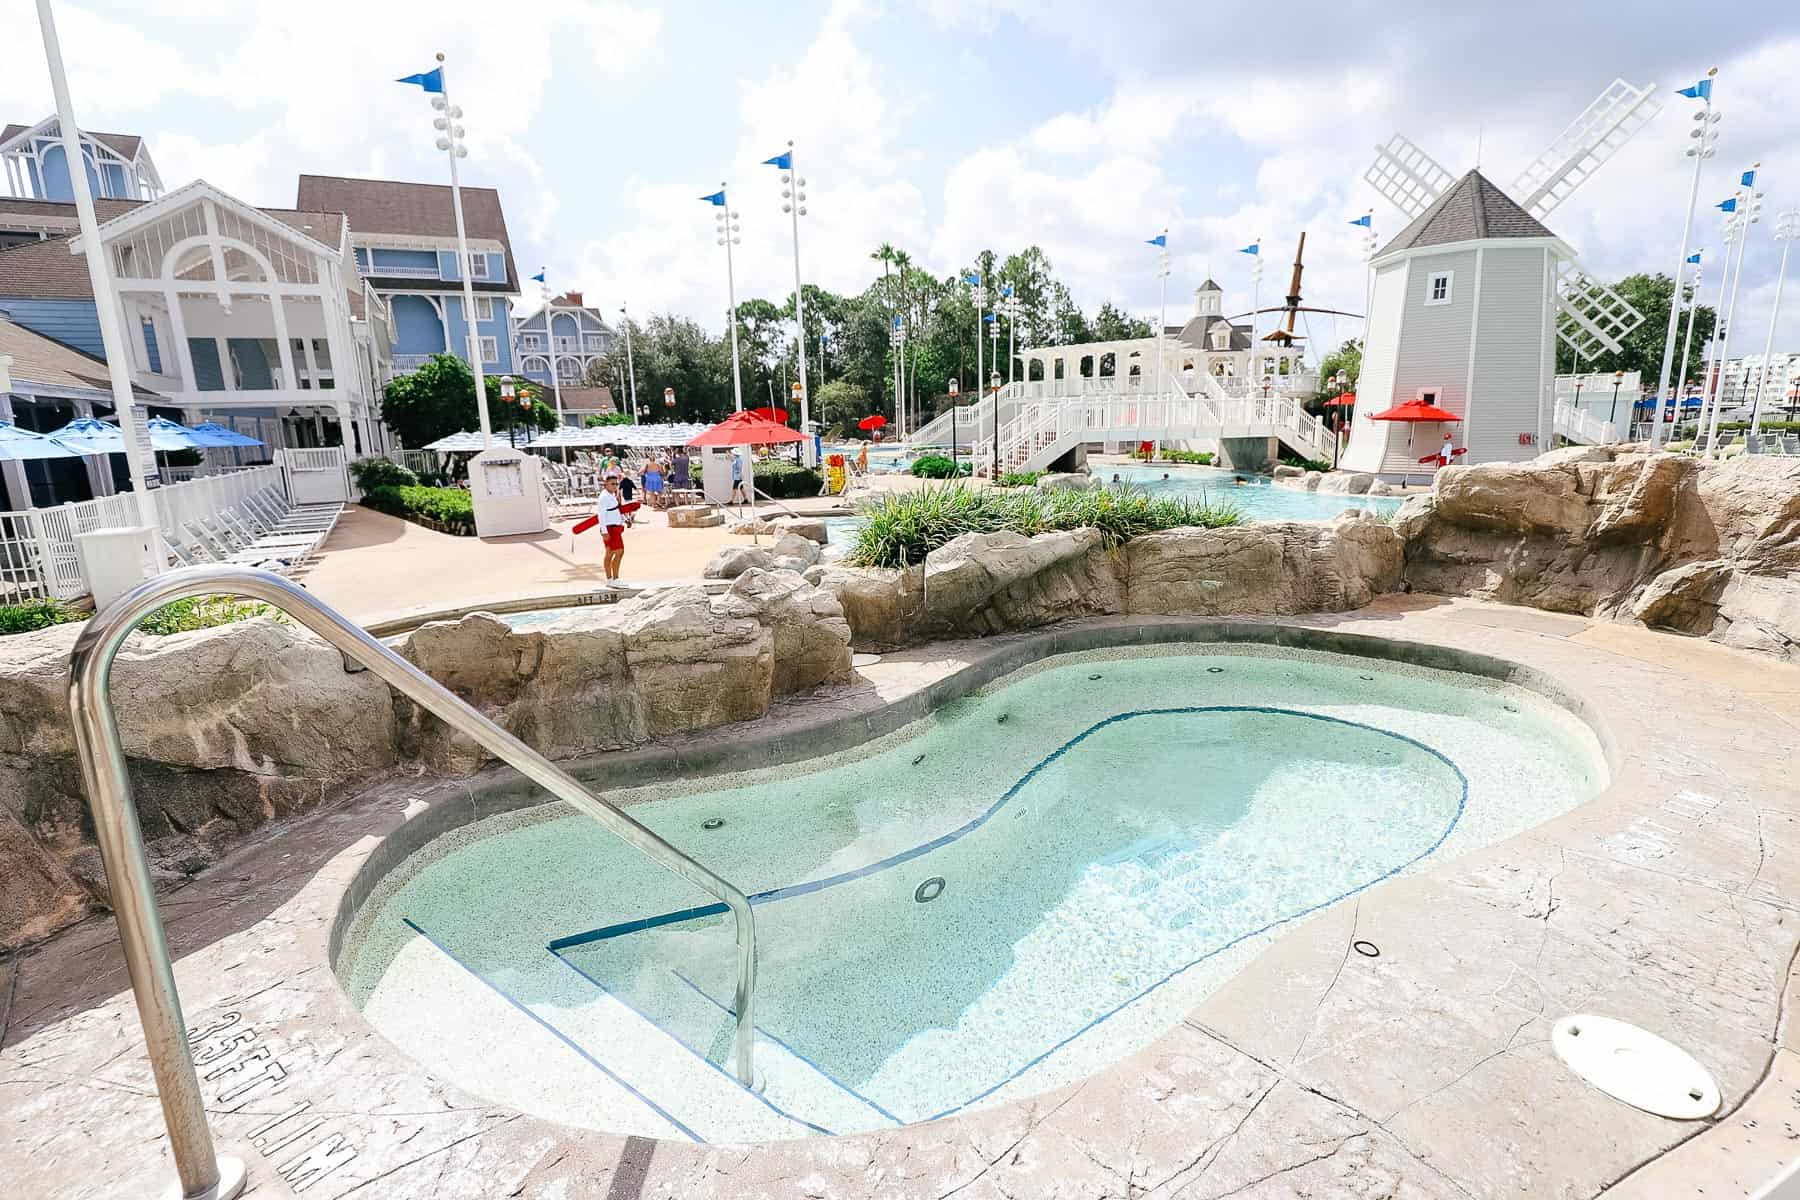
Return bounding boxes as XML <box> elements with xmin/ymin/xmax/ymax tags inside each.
<box><xmin>4</xmin><ymin>596</ymin><xmax>1799</xmax><ymax>1198</ymax></box>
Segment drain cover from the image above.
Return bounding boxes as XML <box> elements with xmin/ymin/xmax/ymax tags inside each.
<box><xmin>852</xmin><ymin>652</ymin><xmax>883</xmax><ymax>668</ymax></box>
<box><xmin>1551</xmin><ymin>1014</ymin><xmax>1720</xmax><ymax>1119</ymax></box>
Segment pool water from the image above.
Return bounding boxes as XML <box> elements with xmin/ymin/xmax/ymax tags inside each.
<box><xmin>342</xmin><ymin>646</ymin><xmax>1605</xmax><ymax>1142</ymax></box>
<box><xmin>1108</xmin><ymin>464</ymin><xmax>1402</xmax><ymax>521</ymax></box>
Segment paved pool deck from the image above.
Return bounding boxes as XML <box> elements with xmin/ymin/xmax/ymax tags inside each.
<box><xmin>4</xmin><ymin>596</ymin><xmax>1799</xmax><ymax>1198</ymax></box>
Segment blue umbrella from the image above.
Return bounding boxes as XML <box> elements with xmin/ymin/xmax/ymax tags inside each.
<box><xmin>187</xmin><ymin>421</ymin><xmax>265</xmax><ymax>448</ymax></box>
<box><xmin>0</xmin><ymin>420</ymin><xmax>81</xmax><ymax>461</ymax></box>
<box><xmin>47</xmin><ymin>416</ymin><xmax>127</xmax><ymax>455</ymax></box>
<box><xmin>144</xmin><ymin>416</ymin><xmax>204</xmax><ymax>450</ymax></box>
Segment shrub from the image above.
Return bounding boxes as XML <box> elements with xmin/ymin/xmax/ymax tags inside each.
<box><xmin>136</xmin><ymin>596</ymin><xmax>275</xmax><ymax>636</ymax></box>
<box><xmin>911</xmin><ymin>454</ymin><xmax>972</xmax><ymax>479</ymax></box>
<box><xmin>349</xmin><ymin>457</ymin><xmax>418</xmax><ymax>490</ymax></box>
<box><xmin>1280</xmin><ymin>454</ymin><xmax>1329</xmax><ymax>472</ymax></box>
<box><xmin>361</xmin><ymin>485</ymin><xmax>477</xmax><ymax>535</ymax></box>
<box><xmin>687</xmin><ymin>459</ymin><xmax>822</xmax><ymax>498</ymax></box>
<box><xmin>1163</xmin><ymin>450</ymin><xmax>1216</xmax><ymax>466</ymax></box>
<box><xmin>847</xmin><ymin>482</ymin><xmax>1242</xmax><ymax>569</ymax></box>
<box><xmin>997</xmin><ymin>471</ymin><xmax>1043</xmax><ymax>488</ymax></box>
<box><xmin>0</xmin><ymin>598</ymin><xmax>82</xmax><ymax>636</ymax></box>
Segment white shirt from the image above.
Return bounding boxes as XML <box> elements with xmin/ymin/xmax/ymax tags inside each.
<box><xmin>598</xmin><ymin>491</ymin><xmax>625</xmax><ymax>530</ymax></box>
<box><xmin>1441</xmin><ymin>438</ymin><xmax>1455</xmax><ymax>459</ymax></box>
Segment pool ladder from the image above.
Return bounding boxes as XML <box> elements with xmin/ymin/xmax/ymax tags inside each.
<box><xmin>67</xmin><ymin>565</ymin><xmax>759</xmax><ymax>1200</ymax></box>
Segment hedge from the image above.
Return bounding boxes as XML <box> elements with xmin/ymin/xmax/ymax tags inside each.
<box><xmin>361</xmin><ymin>485</ymin><xmax>476</xmax><ymax>535</ymax></box>
<box><xmin>911</xmin><ymin>454</ymin><xmax>973</xmax><ymax>479</ymax></box>
<box><xmin>690</xmin><ymin>460</ymin><xmax>823</xmax><ymax>498</ymax></box>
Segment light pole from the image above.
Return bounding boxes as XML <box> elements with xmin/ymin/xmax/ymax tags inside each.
<box><xmin>766</xmin><ymin>142</ymin><xmax>812</xmax><ymax>458</ymax></box>
<box><xmin>1242</xmin><ymin>238</ymin><xmax>1263</xmax><ymax>380</ymax></box>
<box><xmin>702</xmin><ymin>186</ymin><xmax>745</xmax><ymax>412</ymax></box>
<box><xmin>416</xmin><ymin>55</ymin><xmax>492</xmax><ymax>449</ymax></box>
<box><xmin>990</xmin><ymin>370</ymin><xmax>1002</xmax><ymax>480</ymax></box>
<box><xmin>890</xmin><ymin>316</ymin><xmax>905</xmax><ymax>440</ymax></box>
<box><xmin>1652</xmin><ymin>70</ymin><xmax>1720</xmax><ymax>445</ymax></box>
<box><xmin>964</xmin><ymin>270</ymin><xmax>985</xmax><ymax>436</ymax></box>
<box><xmin>1703</xmin><ymin>171</ymin><xmax>1762</xmax><ymax>455</ymax></box>
<box><xmin>1608</xmin><ymin>368</ymin><xmax>1625</xmax><ymax>432</ymax></box>
<box><xmin>819</xmin><ymin>330</ymin><xmax>830</xmax><ymax>387</ymax></box>
<box><xmin>1331</xmin><ymin>367</ymin><xmax>1349</xmax><ymax>468</ymax></box>
<box><xmin>1352</xmin><ymin>212</ymin><xmax>1377</xmax><ymax>348</ymax></box>
<box><xmin>1151</xmin><ymin>230</ymin><xmax>1170</xmax><ymax>446</ymax></box>
<box><xmin>537</xmin><ymin>270</ymin><xmax>568</xmax><ymax>460</ymax></box>
<box><xmin>948</xmin><ymin>377</ymin><xmax>960</xmax><ymax>473</ymax></box>
<box><xmin>34</xmin><ymin>0</ymin><xmax>162</xmax><ymax>565</ymax></box>
<box><xmin>1674</xmin><ymin>260</ymin><xmax>1703</xmax><ymax>434</ymax></box>
<box><xmin>1749</xmin><ymin>207</ymin><xmax>1798</xmax><ymax>438</ymax></box>
<box><xmin>618</xmin><ymin>303</ymin><xmax>639</xmax><ymax>424</ymax></box>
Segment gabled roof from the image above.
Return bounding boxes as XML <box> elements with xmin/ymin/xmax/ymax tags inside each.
<box><xmin>1175</xmin><ymin>314</ymin><xmax>1250</xmax><ymax>352</ymax></box>
<box><xmin>2</xmin><ymin>119</ymin><xmax>145</xmax><ymax>162</ymax></box>
<box><xmin>1378</xmin><ymin>169</ymin><xmax>1558</xmax><ymax>256</ymax></box>
<box><xmin>1197</xmin><ymin>278</ymin><xmax>1222</xmax><ymax>292</ymax></box>
<box><xmin>295</xmin><ymin>174</ymin><xmax>519</xmax><ymax>292</ymax></box>
<box><xmin>556</xmin><ymin>386</ymin><xmax>615</xmax><ymax>414</ymax></box>
<box><xmin>77</xmin><ymin>180</ymin><xmax>345</xmax><ymax>261</ymax></box>
<box><xmin>0</xmin><ymin>315</ymin><xmax>158</xmax><ymax>398</ymax></box>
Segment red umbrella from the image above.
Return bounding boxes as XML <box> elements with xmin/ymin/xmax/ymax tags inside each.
<box><xmin>857</xmin><ymin>414</ymin><xmax>888</xmax><ymax>431</ymax></box>
<box><xmin>688</xmin><ymin>410</ymin><xmax>808</xmax><ymax>447</ymax></box>
<box><xmin>749</xmin><ymin>406</ymin><xmax>788</xmax><ymax>425</ymax></box>
<box><xmin>1324</xmin><ymin>392</ymin><xmax>1356</xmax><ymax>407</ymax></box>
<box><xmin>1369</xmin><ymin>399</ymin><xmax>1459</xmax><ymax>423</ymax></box>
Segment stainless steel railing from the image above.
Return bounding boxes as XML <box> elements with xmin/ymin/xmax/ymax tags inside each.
<box><xmin>67</xmin><ymin>565</ymin><xmax>758</xmax><ymax>1200</ymax></box>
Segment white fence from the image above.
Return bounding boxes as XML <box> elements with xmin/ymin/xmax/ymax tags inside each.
<box><xmin>278</xmin><ymin>447</ymin><xmax>351</xmax><ymax>505</ymax></box>
<box><xmin>0</xmin><ymin>465</ymin><xmax>289</xmax><ymax>602</ymax></box>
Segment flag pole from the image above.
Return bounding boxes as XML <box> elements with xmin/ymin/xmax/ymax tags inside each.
<box><xmin>1652</xmin><ymin>70</ymin><xmax>1718</xmax><ymax>446</ymax></box>
<box><xmin>1748</xmin><ymin>208</ymin><xmax>1796</xmax><ymax>437</ymax></box>
<box><xmin>37</xmin><ymin>0</ymin><xmax>164</xmax><ymax>568</ymax></box>
<box><xmin>1675</xmin><ymin>261</ymin><xmax>1703</xmax><ymax>433</ymax></box>
<box><xmin>429</xmin><ymin>54</ymin><xmax>493</xmax><ymax>449</ymax></box>
<box><xmin>1704</xmin><ymin>172</ymin><xmax>1759</xmax><ymax>455</ymax></box>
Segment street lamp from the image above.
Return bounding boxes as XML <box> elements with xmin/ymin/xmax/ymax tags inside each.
<box><xmin>1331</xmin><ymin>367</ymin><xmax>1349</xmax><ymax>468</ymax></box>
<box><xmin>1651</xmin><ymin>68</ymin><xmax>1720</xmax><ymax>445</ymax></box>
<box><xmin>664</xmin><ymin>387</ymin><xmax>676</xmax><ymax>410</ymax></box>
<box><xmin>1608</xmin><ymin>368</ymin><xmax>1625</xmax><ymax>434</ymax></box>
<box><xmin>889</xmin><ymin>316</ymin><xmax>906</xmax><ymax>438</ymax></box>
<box><xmin>766</xmin><ymin>142</ymin><xmax>812</xmax><ymax>457</ymax></box>
<box><xmin>989</xmin><ymin>370</ymin><xmax>1002</xmax><ymax>480</ymax></box>
<box><xmin>1702</xmin><ymin>170</ymin><xmax>1763</xmax><ymax>455</ymax></box>
<box><xmin>706</xmin><ymin>185</ymin><xmax>745</xmax><ymax>412</ymax></box>
<box><xmin>422</xmin><ymin>56</ymin><xmax>492</xmax><ymax>450</ymax></box>
<box><xmin>948</xmin><ymin>377</ymin><xmax>960</xmax><ymax>474</ymax></box>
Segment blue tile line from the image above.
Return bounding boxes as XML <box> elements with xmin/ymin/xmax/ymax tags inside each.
<box><xmin>549</xmin><ymin>949</ymin><xmax>838</xmax><ymax>1137</ymax></box>
<box><xmin>398</xmin><ymin>917</ymin><xmax>703</xmax><ymax>1144</ymax></box>
<box><xmin>666</xmin><ymin>968</ymin><xmax>906</xmax><ymax>1127</ymax></box>
<box><xmin>543</xmin><ymin>705</ymin><xmax>1469</xmax><ymax>1128</ymax></box>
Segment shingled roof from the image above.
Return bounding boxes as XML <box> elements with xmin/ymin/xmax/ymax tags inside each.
<box><xmin>295</xmin><ymin>174</ymin><xmax>519</xmax><ymax>292</ymax></box>
<box><xmin>0</xmin><ymin>315</ymin><xmax>158</xmax><ymax>398</ymax></box>
<box><xmin>1378</xmin><ymin>169</ymin><xmax>1557</xmax><ymax>256</ymax></box>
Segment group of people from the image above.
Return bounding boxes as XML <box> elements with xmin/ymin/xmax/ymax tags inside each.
<box><xmin>587</xmin><ymin>444</ymin><xmax>702</xmax><ymax>585</ymax></box>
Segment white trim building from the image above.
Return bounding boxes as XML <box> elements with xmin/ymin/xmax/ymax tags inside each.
<box><xmin>512</xmin><ymin>291</ymin><xmax>615</xmax><ymax>397</ymax></box>
<box><xmin>1</xmin><ymin>116</ymin><xmax>162</xmax><ymax>203</ymax></box>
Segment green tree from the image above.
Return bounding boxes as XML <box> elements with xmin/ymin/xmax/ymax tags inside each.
<box><xmin>583</xmin><ymin>412</ymin><xmax>632</xmax><ymax>427</ymax></box>
<box><xmin>1316</xmin><ymin>339</ymin><xmax>1363</xmax><ymax>391</ymax></box>
<box><xmin>1554</xmin><ymin>272</ymin><xmax>1715</xmax><ymax>389</ymax></box>
<box><xmin>815</xmin><ymin>379</ymin><xmax>874</xmax><ymax>436</ymax></box>
<box><xmin>382</xmin><ymin>353</ymin><xmax>555</xmax><ymax>447</ymax></box>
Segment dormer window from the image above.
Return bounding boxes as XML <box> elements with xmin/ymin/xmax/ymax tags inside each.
<box><xmin>1425</xmin><ymin>271</ymin><xmax>1453</xmax><ymax>306</ymax></box>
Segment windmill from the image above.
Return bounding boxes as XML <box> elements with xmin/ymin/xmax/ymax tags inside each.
<box><xmin>1340</xmin><ymin>77</ymin><xmax>1662</xmax><ymax>474</ymax></box>
<box><xmin>1365</xmin><ymin>78</ymin><xmax>1662</xmax><ymax>362</ymax></box>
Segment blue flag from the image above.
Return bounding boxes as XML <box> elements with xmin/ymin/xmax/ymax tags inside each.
<box><xmin>700</xmin><ymin>190</ymin><xmax>726</xmax><ymax>206</ymax></box>
<box><xmin>1238</xmin><ymin>243</ymin><xmax>1259</xmax><ymax>256</ymax></box>
<box><xmin>1741</xmin><ymin>168</ymin><xmax>1757</xmax><ymax>187</ymax></box>
<box><xmin>396</xmin><ymin>68</ymin><xmax>444</xmax><ymax>93</ymax></box>
<box><xmin>531</xmin><ymin>268</ymin><xmax>546</xmax><ymax>283</ymax></box>
<box><xmin>963</xmin><ymin>272</ymin><xmax>980</xmax><ymax>286</ymax></box>
<box><xmin>892</xmin><ymin>316</ymin><xmax>903</xmax><ymax>331</ymax></box>
<box><xmin>984</xmin><ymin>312</ymin><xmax>998</xmax><ymax>322</ymax></box>
<box><xmin>763</xmin><ymin>151</ymin><xmax>793</xmax><ymax>170</ymax></box>
<box><xmin>1002</xmin><ymin>285</ymin><xmax>1014</xmax><ymax>298</ymax></box>
<box><xmin>1348</xmin><ymin>214</ymin><xmax>1372</xmax><ymax>228</ymax></box>
<box><xmin>1686</xmin><ymin>252</ymin><xmax>1702</xmax><ymax>263</ymax></box>
<box><xmin>1718</xmin><ymin>197</ymin><xmax>1738</xmax><ymax>212</ymax></box>
<box><xmin>1676</xmin><ymin>78</ymin><xmax>1713</xmax><ymax>100</ymax></box>
<box><xmin>1146</xmin><ymin>234</ymin><xmax>1167</xmax><ymax>247</ymax></box>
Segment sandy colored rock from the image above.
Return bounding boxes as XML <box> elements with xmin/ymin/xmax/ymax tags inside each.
<box><xmin>1127</xmin><ymin>515</ymin><xmax>1403</xmax><ymax>615</ymax></box>
<box><xmin>665</xmin><ymin>503</ymin><xmax>722</xmax><ymax>528</ymax></box>
<box><xmin>1316</xmin><ymin>470</ymin><xmax>1375</xmax><ymax>495</ymax></box>
<box><xmin>721</xmin><ymin>568</ymin><xmax>853</xmax><ymax>693</ymax></box>
<box><xmin>703</xmin><ymin>545</ymin><xmax>776</xmax><ymax>580</ymax></box>
<box><xmin>1036</xmin><ymin>471</ymin><xmax>1095</xmax><ymax>491</ymax></box>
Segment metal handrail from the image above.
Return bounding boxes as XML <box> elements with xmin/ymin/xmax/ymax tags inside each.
<box><xmin>67</xmin><ymin>565</ymin><xmax>758</xmax><ymax>1200</ymax></box>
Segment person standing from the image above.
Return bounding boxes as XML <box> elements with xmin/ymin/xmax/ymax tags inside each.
<box><xmin>1439</xmin><ymin>431</ymin><xmax>1456</xmax><ymax>469</ymax></box>
<box><xmin>598</xmin><ymin>476</ymin><xmax>627</xmax><ymax>583</ymax></box>
<box><xmin>642</xmin><ymin>455</ymin><xmax>665</xmax><ymax>509</ymax></box>
<box><xmin>729</xmin><ymin>450</ymin><xmax>750</xmax><ymax>508</ymax></box>
<box><xmin>670</xmin><ymin>447</ymin><xmax>691</xmax><ymax>491</ymax></box>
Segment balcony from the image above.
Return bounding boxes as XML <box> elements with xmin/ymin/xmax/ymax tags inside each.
<box><xmin>368</xmin><ymin>264</ymin><xmax>443</xmax><ymax>280</ymax></box>
<box><xmin>392</xmin><ymin>353</ymin><xmax>436</xmax><ymax>372</ymax></box>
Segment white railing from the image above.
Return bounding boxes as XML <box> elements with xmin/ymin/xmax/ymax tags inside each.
<box><xmin>278</xmin><ymin>447</ymin><xmax>351</xmax><ymax>505</ymax></box>
<box><xmin>370</xmin><ymin>264</ymin><xmax>443</xmax><ymax>280</ymax></box>
<box><xmin>1553</xmin><ymin>400</ymin><xmax>1622</xmax><ymax>445</ymax></box>
<box><xmin>0</xmin><ymin>466</ymin><xmax>289</xmax><ymax>601</ymax></box>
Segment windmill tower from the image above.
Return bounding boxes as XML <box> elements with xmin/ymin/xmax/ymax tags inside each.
<box><xmin>1340</xmin><ymin>79</ymin><xmax>1661</xmax><ymax>474</ymax></box>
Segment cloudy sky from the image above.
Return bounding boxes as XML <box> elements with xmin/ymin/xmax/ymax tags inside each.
<box><xmin>9</xmin><ymin>0</ymin><xmax>1800</xmax><ymax>360</ymax></box>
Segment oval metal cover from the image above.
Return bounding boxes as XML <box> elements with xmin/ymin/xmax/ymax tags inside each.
<box><xmin>1551</xmin><ymin>1014</ymin><xmax>1720</xmax><ymax>1120</ymax></box>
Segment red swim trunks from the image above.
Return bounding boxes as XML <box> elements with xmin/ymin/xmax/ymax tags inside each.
<box><xmin>603</xmin><ymin>527</ymin><xmax>624</xmax><ymax>551</ymax></box>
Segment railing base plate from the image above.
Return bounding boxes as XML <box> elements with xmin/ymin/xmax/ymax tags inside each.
<box><xmin>164</xmin><ymin>1154</ymin><xmax>246</xmax><ymax>1199</ymax></box>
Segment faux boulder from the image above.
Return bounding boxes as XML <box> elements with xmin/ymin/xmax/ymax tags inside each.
<box><xmin>1401</xmin><ymin>448</ymin><xmax>1800</xmax><ymax>656</ymax></box>
<box><xmin>0</xmin><ymin>617</ymin><xmax>400</xmax><ymax>948</ymax></box>
<box><xmin>703</xmin><ymin>531</ymin><xmax>821</xmax><ymax>579</ymax></box>
<box><xmin>1036</xmin><ymin>472</ymin><xmax>1095</xmax><ymax>492</ymax></box>
<box><xmin>811</xmin><ymin>516</ymin><xmax>1404</xmax><ymax>649</ymax></box>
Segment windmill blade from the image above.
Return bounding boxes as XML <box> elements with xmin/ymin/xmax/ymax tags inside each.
<box><xmin>1511</xmin><ymin>79</ymin><xmax>1662</xmax><ymax>220</ymax></box>
<box><xmin>1555</xmin><ymin>258</ymin><xmax>1646</xmax><ymax>358</ymax></box>
<box><xmin>1364</xmin><ymin>134</ymin><xmax>1455</xmax><ymax>220</ymax></box>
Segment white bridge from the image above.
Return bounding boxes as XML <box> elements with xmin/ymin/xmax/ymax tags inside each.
<box><xmin>907</xmin><ymin>373</ymin><xmax>1335</xmax><ymax>474</ymax></box>
<box><xmin>907</xmin><ymin>378</ymin><xmax>1625</xmax><ymax>474</ymax></box>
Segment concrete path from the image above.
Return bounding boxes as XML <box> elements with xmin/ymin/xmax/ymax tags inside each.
<box><xmin>4</xmin><ymin>597</ymin><xmax>1799</xmax><ymax>1198</ymax></box>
